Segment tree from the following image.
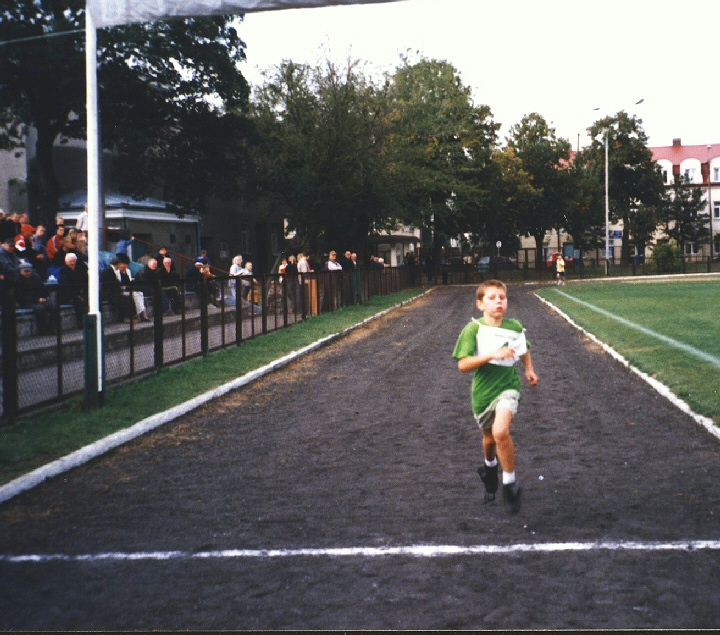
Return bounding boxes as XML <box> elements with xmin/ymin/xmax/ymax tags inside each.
<box><xmin>506</xmin><ymin>113</ymin><xmax>573</xmax><ymax>268</ymax></box>
<box><xmin>584</xmin><ymin>112</ymin><xmax>664</xmax><ymax>265</ymax></box>
<box><xmin>251</xmin><ymin>59</ymin><xmax>395</xmax><ymax>254</ymax></box>
<box><xmin>0</xmin><ymin>2</ymin><xmax>249</xmax><ymax>220</ymax></box>
<box><xmin>659</xmin><ymin>175</ymin><xmax>708</xmax><ymax>256</ymax></box>
<box><xmin>387</xmin><ymin>57</ymin><xmax>498</xmax><ymax>267</ymax></box>
<box><xmin>471</xmin><ymin>146</ymin><xmax>537</xmax><ymax>258</ymax></box>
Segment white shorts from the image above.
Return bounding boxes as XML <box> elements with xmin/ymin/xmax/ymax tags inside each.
<box><xmin>474</xmin><ymin>389</ymin><xmax>520</xmax><ymax>431</ymax></box>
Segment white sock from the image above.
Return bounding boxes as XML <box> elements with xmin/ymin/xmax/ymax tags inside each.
<box><xmin>502</xmin><ymin>471</ymin><xmax>515</xmax><ymax>485</ymax></box>
<box><xmin>485</xmin><ymin>458</ymin><xmax>498</xmax><ymax>468</ymax></box>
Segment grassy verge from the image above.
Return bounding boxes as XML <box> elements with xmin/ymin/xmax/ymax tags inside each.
<box><xmin>0</xmin><ymin>289</ymin><xmax>427</xmax><ymax>486</ymax></box>
<box><xmin>535</xmin><ymin>279</ymin><xmax>720</xmax><ymax>423</ymax></box>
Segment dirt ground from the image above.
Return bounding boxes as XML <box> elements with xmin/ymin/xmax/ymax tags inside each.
<box><xmin>1</xmin><ymin>284</ymin><xmax>719</xmax><ymax>630</ymax></box>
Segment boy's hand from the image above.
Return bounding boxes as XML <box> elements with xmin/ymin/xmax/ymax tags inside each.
<box><xmin>492</xmin><ymin>346</ymin><xmax>516</xmax><ymax>361</ymax></box>
<box><xmin>525</xmin><ymin>369</ymin><xmax>539</xmax><ymax>386</ymax></box>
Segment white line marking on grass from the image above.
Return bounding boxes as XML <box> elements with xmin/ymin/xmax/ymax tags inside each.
<box><xmin>535</xmin><ymin>292</ymin><xmax>719</xmax><ymax>441</ymax></box>
<box><xmin>553</xmin><ymin>289</ymin><xmax>720</xmax><ymax>369</ymax></box>
<box><xmin>4</xmin><ymin>540</ymin><xmax>720</xmax><ymax>563</ymax></box>
<box><xmin>0</xmin><ymin>291</ymin><xmax>434</xmax><ymax>506</ymax></box>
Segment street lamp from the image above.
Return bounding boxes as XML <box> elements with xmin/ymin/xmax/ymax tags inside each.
<box><xmin>708</xmin><ymin>145</ymin><xmax>715</xmax><ymax>260</ymax></box>
<box><xmin>593</xmin><ymin>99</ymin><xmax>644</xmax><ymax>275</ymax></box>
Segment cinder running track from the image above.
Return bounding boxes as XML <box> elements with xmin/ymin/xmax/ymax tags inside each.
<box><xmin>1</xmin><ymin>285</ymin><xmax>719</xmax><ymax>630</ymax></box>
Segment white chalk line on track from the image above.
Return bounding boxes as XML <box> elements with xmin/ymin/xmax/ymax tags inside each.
<box><xmin>0</xmin><ymin>290</ymin><xmax>434</xmax><ymax>506</ymax></box>
<box><xmin>4</xmin><ymin>540</ymin><xmax>720</xmax><ymax>563</ymax></box>
<box><xmin>534</xmin><ymin>291</ymin><xmax>719</xmax><ymax>441</ymax></box>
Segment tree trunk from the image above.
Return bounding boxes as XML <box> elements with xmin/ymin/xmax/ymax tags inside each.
<box><xmin>29</xmin><ymin>122</ymin><xmax>60</xmax><ymax>226</ymax></box>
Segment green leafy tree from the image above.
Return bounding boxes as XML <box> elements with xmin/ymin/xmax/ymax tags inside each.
<box><xmin>584</xmin><ymin>112</ymin><xmax>664</xmax><ymax>264</ymax></box>
<box><xmin>471</xmin><ymin>146</ymin><xmax>537</xmax><ymax>257</ymax></box>
<box><xmin>0</xmin><ymin>2</ymin><xmax>249</xmax><ymax>220</ymax></box>
<box><xmin>251</xmin><ymin>59</ymin><xmax>394</xmax><ymax>254</ymax></box>
<box><xmin>387</xmin><ymin>56</ymin><xmax>498</xmax><ymax>267</ymax></box>
<box><xmin>659</xmin><ymin>175</ymin><xmax>708</xmax><ymax>256</ymax></box>
<box><xmin>506</xmin><ymin>113</ymin><xmax>572</xmax><ymax>268</ymax></box>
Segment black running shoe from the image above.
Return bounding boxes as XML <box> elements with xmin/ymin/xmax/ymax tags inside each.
<box><xmin>503</xmin><ymin>481</ymin><xmax>522</xmax><ymax>514</ymax></box>
<box><xmin>478</xmin><ymin>464</ymin><xmax>499</xmax><ymax>503</ymax></box>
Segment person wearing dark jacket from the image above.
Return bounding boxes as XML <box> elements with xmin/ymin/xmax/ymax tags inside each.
<box><xmin>16</xmin><ymin>261</ymin><xmax>51</xmax><ymax>334</ymax></box>
<box><xmin>58</xmin><ymin>252</ymin><xmax>88</xmax><ymax>327</ymax></box>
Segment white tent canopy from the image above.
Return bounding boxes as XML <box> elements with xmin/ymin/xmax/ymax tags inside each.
<box><xmin>86</xmin><ymin>0</ymin><xmax>403</xmax><ymax>28</ymax></box>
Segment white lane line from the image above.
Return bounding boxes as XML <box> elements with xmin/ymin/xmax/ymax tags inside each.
<box><xmin>535</xmin><ymin>293</ymin><xmax>719</xmax><ymax>440</ymax></box>
<box><xmin>4</xmin><ymin>540</ymin><xmax>720</xmax><ymax>563</ymax></box>
<box><xmin>552</xmin><ymin>289</ymin><xmax>720</xmax><ymax>369</ymax></box>
<box><xmin>0</xmin><ymin>290</ymin><xmax>434</xmax><ymax>506</ymax></box>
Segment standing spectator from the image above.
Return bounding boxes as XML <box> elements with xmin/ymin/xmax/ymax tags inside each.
<box><xmin>284</xmin><ymin>254</ymin><xmax>298</xmax><ymax>307</ymax></box>
<box><xmin>340</xmin><ymin>250</ymin><xmax>353</xmax><ymax>272</ymax></box>
<box><xmin>75</xmin><ymin>204</ymin><xmax>89</xmax><ymax>235</ymax></box>
<box><xmin>350</xmin><ymin>252</ymin><xmax>362</xmax><ymax>305</ymax></box>
<box><xmin>115</xmin><ymin>231</ymin><xmax>135</xmax><ymax>263</ymax></box>
<box><xmin>54</xmin><ymin>215</ymin><xmax>65</xmax><ymax>235</ymax></box>
<box><xmin>16</xmin><ymin>262</ymin><xmax>51</xmax><ymax>334</ymax></box>
<box><xmin>30</xmin><ymin>225</ymin><xmax>50</xmax><ymax>280</ymax></box>
<box><xmin>326</xmin><ymin>250</ymin><xmax>343</xmax><ymax>271</ymax></box>
<box><xmin>229</xmin><ymin>254</ymin><xmax>245</xmax><ymax>299</ymax></box>
<box><xmin>555</xmin><ymin>253</ymin><xmax>566</xmax><ymax>285</ymax></box>
<box><xmin>58</xmin><ymin>253</ymin><xmax>88</xmax><ymax>326</ymax></box>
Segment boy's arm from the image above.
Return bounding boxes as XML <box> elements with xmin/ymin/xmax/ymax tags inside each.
<box><xmin>457</xmin><ymin>346</ymin><xmax>517</xmax><ymax>373</ymax></box>
<box><xmin>520</xmin><ymin>350</ymin><xmax>539</xmax><ymax>385</ymax></box>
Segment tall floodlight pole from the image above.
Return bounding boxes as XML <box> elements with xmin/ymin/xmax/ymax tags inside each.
<box><xmin>605</xmin><ymin>128</ymin><xmax>610</xmax><ymax>275</ymax></box>
<box><xmin>708</xmin><ymin>145</ymin><xmax>715</xmax><ymax>260</ymax></box>
<box><xmin>85</xmin><ymin>8</ymin><xmax>103</xmax><ymax>407</ymax></box>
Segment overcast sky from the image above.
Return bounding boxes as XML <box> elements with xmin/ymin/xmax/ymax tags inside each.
<box><xmin>239</xmin><ymin>0</ymin><xmax>720</xmax><ymax>151</ymax></box>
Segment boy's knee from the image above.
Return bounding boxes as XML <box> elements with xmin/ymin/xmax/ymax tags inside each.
<box><xmin>493</xmin><ymin>426</ymin><xmax>511</xmax><ymax>445</ymax></box>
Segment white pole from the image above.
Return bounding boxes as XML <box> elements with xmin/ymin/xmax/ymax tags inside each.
<box><xmin>85</xmin><ymin>6</ymin><xmax>104</xmax><ymax>396</ymax></box>
<box><xmin>605</xmin><ymin>128</ymin><xmax>610</xmax><ymax>275</ymax></box>
<box><xmin>708</xmin><ymin>145</ymin><xmax>715</xmax><ymax>260</ymax></box>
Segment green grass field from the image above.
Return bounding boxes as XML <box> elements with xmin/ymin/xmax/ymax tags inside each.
<box><xmin>535</xmin><ymin>277</ymin><xmax>720</xmax><ymax>424</ymax></box>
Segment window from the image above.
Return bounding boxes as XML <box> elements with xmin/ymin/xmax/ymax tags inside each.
<box><xmin>662</xmin><ymin>169</ymin><xmax>669</xmax><ymax>184</ymax></box>
<box><xmin>714</xmin><ymin>201</ymin><xmax>720</xmax><ymax>220</ymax></box>
<box><xmin>713</xmin><ymin>167</ymin><xmax>719</xmax><ymax>182</ymax></box>
<box><xmin>684</xmin><ymin>243</ymin><xmax>699</xmax><ymax>256</ymax></box>
<box><xmin>684</xmin><ymin>168</ymin><xmax>697</xmax><ymax>183</ymax></box>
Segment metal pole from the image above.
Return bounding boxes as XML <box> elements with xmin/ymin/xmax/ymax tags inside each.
<box><xmin>708</xmin><ymin>145</ymin><xmax>715</xmax><ymax>260</ymax></box>
<box><xmin>85</xmin><ymin>9</ymin><xmax>104</xmax><ymax>404</ymax></box>
<box><xmin>605</xmin><ymin>129</ymin><xmax>610</xmax><ymax>276</ymax></box>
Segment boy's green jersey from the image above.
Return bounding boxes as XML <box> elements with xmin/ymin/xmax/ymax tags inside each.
<box><xmin>453</xmin><ymin>317</ymin><xmax>527</xmax><ymax>415</ymax></box>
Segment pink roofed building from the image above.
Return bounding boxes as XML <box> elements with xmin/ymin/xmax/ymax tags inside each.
<box><xmin>650</xmin><ymin>138</ymin><xmax>720</xmax><ymax>258</ymax></box>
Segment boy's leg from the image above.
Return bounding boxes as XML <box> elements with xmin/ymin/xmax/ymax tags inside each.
<box><xmin>478</xmin><ymin>429</ymin><xmax>498</xmax><ymax>502</ymax></box>
<box><xmin>493</xmin><ymin>407</ymin><xmax>523</xmax><ymax>514</ymax></box>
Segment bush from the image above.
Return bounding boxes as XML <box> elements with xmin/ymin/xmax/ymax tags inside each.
<box><xmin>651</xmin><ymin>243</ymin><xmax>682</xmax><ymax>273</ymax></box>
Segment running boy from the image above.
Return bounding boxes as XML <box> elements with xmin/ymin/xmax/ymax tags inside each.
<box><xmin>453</xmin><ymin>280</ymin><xmax>539</xmax><ymax>513</ymax></box>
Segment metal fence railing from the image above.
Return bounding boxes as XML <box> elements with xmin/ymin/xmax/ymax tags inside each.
<box><xmin>0</xmin><ymin>266</ymin><xmax>425</xmax><ymax>423</ymax></box>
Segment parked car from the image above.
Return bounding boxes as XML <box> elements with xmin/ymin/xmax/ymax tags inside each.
<box><xmin>476</xmin><ymin>256</ymin><xmax>517</xmax><ymax>271</ymax></box>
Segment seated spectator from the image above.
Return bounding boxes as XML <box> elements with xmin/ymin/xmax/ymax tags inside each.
<box><xmin>46</xmin><ymin>225</ymin><xmax>66</xmax><ymax>262</ymax></box>
<box><xmin>186</xmin><ymin>257</ymin><xmax>220</xmax><ymax>306</ymax></box>
<box><xmin>157</xmin><ymin>256</ymin><xmax>182</xmax><ymax>314</ymax></box>
<box><xmin>58</xmin><ymin>252</ymin><xmax>88</xmax><ymax>326</ymax></box>
<box><xmin>100</xmin><ymin>256</ymin><xmax>139</xmax><ymax>323</ymax></box>
<box><xmin>16</xmin><ymin>261</ymin><xmax>51</xmax><ymax>334</ymax></box>
<box><xmin>0</xmin><ymin>238</ymin><xmax>19</xmax><ymax>286</ymax></box>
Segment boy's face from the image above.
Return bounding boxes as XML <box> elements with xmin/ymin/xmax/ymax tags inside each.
<box><xmin>477</xmin><ymin>285</ymin><xmax>508</xmax><ymax>320</ymax></box>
